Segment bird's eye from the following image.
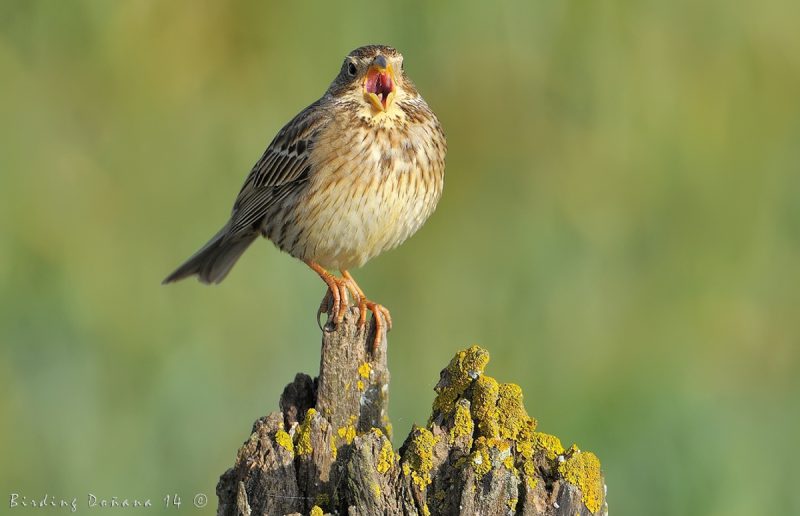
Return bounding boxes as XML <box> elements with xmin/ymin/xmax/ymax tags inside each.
<box><xmin>347</xmin><ymin>62</ymin><xmax>357</xmax><ymax>77</ymax></box>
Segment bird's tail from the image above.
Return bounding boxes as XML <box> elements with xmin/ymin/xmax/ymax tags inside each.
<box><xmin>162</xmin><ymin>224</ymin><xmax>258</xmax><ymax>285</ymax></box>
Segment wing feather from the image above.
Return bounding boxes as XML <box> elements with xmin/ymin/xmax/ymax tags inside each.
<box><xmin>228</xmin><ymin>100</ymin><xmax>326</xmax><ymax>236</ymax></box>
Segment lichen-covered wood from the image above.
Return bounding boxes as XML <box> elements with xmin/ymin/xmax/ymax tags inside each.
<box><xmin>216</xmin><ymin>307</ymin><xmax>608</xmax><ymax>515</ymax></box>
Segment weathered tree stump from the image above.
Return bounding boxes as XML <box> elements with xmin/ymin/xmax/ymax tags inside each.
<box><xmin>216</xmin><ymin>307</ymin><xmax>608</xmax><ymax>516</ymax></box>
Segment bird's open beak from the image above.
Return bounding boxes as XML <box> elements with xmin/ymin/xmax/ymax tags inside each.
<box><xmin>364</xmin><ymin>56</ymin><xmax>395</xmax><ymax>111</ymax></box>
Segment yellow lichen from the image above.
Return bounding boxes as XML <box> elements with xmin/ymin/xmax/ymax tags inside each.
<box><xmin>495</xmin><ymin>383</ymin><xmax>533</xmax><ymax>440</ymax></box>
<box><xmin>401</xmin><ymin>426</ymin><xmax>438</xmax><ymax>489</ymax></box>
<box><xmin>512</xmin><ymin>419</ymin><xmax>538</xmax><ymax>483</ymax></box>
<box><xmin>274</xmin><ymin>429</ymin><xmax>294</xmax><ymax>454</ymax></box>
<box><xmin>330</xmin><ymin>434</ymin><xmax>337</xmax><ymax>460</ymax></box>
<box><xmin>432</xmin><ymin>345</ymin><xmax>490</xmax><ymax>417</ymax></box>
<box><xmin>507</xmin><ymin>498</ymin><xmax>518</xmax><ymax>510</ymax></box>
<box><xmin>417</xmin><ymin>345</ymin><xmax>603</xmax><ymax>511</ymax></box>
<box><xmin>376</xmin><ymin>436</ymin><xmax>395</xmax><ymax>474</ymax></box>
<box><xmin>357</xmin><ymin>380</ymin><xmax>365</xmax><ymax>391</ymax></box>
<box><xmin>471</xmin><ymin>375</ymin><xmax>500</xmax><ymax>438</ymax></box>
<box><xmin>469</xmin><ymin>441</ymin><xmax>492</xmax><ymax>478</ymax></box>
<box><xmin>310</xmin><ymin>505</ymin><xmax>324</xmax><ymax>516</ymax></box>
<box><xmin>523</xmin><ymin>459</ymin><xmax>537</xmax><ymax>479</ymax></box>
<box><xmin>469</xmin><ymin>436</ymin><xmax>511</xmax><ymax>479</ymax></box>
<box><xmin>371</xmin><ymin>483</ymin><xmax>381</xmax><ymax>498</ymax></box>
<box><xmin>337</xmin><ymin>425</ymin><xmax>356</xmax><ymax>445</ymax></box>
<box><xmin>449</xmin><ymin>400</ymin><xmax>474</xmax><ymax>445</ymax></box>
<box><xmin>295</xmin><ymin>408</ymin><xmax>317</xmax><ymax>456</ymax></box>
<box><xmin>358</xmin><ymin>362</ymin><xmax>372</xmax><ymax>379</ymax></box>
<box><xmin>558</xmin><ymin>451</ymin><xmax>604</xmax><ymax>514</ymax></box>
<box><xmin>533</xmin><ymin>432</ymin><xmax>565</xmax><ymax>460</ymax></box>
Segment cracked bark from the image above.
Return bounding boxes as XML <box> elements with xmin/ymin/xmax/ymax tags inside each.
<box><xmin>216</xmin><ymin>307</ymin><xmax>608</xmax><ymax>516</ymax></box>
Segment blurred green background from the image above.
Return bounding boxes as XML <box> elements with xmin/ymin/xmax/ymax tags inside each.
<box><xmin>2</xmin><ymin>1</ymin><xmax>798</xmax><ymax>514</ymax></box>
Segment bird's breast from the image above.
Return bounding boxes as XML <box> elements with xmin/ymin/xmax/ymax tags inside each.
<box><xmin>276</xmin><ymin>110</ymin><xmax>445</xmax><ymax>270</ymax></box>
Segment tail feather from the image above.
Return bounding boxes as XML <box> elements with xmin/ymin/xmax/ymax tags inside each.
<box><xmin>162</xmin><ymin>225</ymin><xmax>258</xmax><ymax>285</ymax></box>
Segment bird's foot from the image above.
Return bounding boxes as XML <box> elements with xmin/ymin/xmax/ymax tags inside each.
<box><xmin>309</xmin><ymin>263</ymin><xmax>392</xmax><ymax>351</ymax></box>
<box><xmin>363</xmin><ymin>300</ymin><xmax>392</xmax><ymax>352</ymax></box>
<box><xmin>315</xmin><ymin>275</ymin><xmax>353</xmax><ymax>331</ymax></box>
<box><xmin>341</xmin><ymin>271</ymin><xmax>392</xmax><ymax>352</ymax></box>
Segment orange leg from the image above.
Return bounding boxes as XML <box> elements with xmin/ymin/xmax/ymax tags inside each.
<box><xmin>341</xmin><ymin>270</ymin><xmax>393</xmax><ymax>351</ymax></box>
<box><xmin>306</xmin><ymin>260</ymin><xmax>351</xmax><ymax>327</ymax></box>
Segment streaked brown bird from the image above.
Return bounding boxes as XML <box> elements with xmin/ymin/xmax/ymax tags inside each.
<box><xmin>163</xmin><ymin>45</ymin><xmax>446</xmax><ymax>348</ymax></box>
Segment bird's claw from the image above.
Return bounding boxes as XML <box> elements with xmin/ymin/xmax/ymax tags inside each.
<box><xmin>308</xmin><ymin>263</ymin><xmax>392</xmax><ymax>352</ymax></box>
<box><xmin>316</xmin><ymin>291</ymin><xmax>333</xmax><ymax>331</ymax></box>
<box><xmin>316</xmin><ymin>278</ymin><xmax>351</xmax><ymax>331</ymax></box>
<box><xmin>357</xmin><ymin>300</ymin><xmax>392</xmax><ymax>353</ymax></box>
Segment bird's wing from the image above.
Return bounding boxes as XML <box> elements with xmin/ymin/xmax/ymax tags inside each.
<box><xmin>227</xmin><ymin>100</ymin><xmax>326</xmax><ymax>236</ymax></box>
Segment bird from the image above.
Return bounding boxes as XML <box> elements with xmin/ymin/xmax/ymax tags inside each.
<box><xmin>163</xmin><ymin>44</ymin><xmax>446</xmax><ymax>350</ymax></box>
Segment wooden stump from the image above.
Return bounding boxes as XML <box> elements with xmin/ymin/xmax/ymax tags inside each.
<box><xmin>216</xmin><ymin>307</ymin><xmax>608</xmax><ymax>516</ymax></box>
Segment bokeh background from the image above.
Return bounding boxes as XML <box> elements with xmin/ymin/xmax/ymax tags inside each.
<box><xmin>2</xmin><ymin>1</ymin><xmax>798</xmax><ymax>514</ymax></box>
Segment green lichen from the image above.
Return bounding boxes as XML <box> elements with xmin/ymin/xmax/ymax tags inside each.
<box><xmin>558</xmin><ymin>450</ymin><xmax>604</xmax><ymax>514</ymax></box>
<box><xmin>432</xmin><ymin>345</ymin><xmax>490</xmax><ymax>417</ymax></box>
<box><xmin>295</xmin><ymin>408</ymin><xmax>317</xmax><ymax>456</ymax></box>
<box><xmin>449</xmin><ymin>400</ymin><xmax>474</xmax><ymax>446</ymax></box>
<box><xmin>275</xmin><ymin>429</ymin><xmax>294</xmax><ymax>454</ymax></box>
<box><xmin>310</xmin><ymin>505</ymin><xmax>324</xmax><ymax>516</ymax></box>
<box><xmin>401</xmin><ymin>426</ymin><xmax>438</xmax><ymax>490</ymax></box>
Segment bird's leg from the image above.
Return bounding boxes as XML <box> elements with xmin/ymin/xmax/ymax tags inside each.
<box><xmin>341</xmin><ymin>270</ymin><xmax>369</xmax><ymax>327</ymax></box>
<box><xmin>341</xmin><ymin>270</ymin><xmax>393</xmax><ymax>351</ymax></box>
<box><xmin>306</xmin><ymin>261</ymin><xmax>351</xmax><ymax>328</ymax></box>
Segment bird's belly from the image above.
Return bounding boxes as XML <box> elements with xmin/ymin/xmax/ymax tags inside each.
<box><xmin>263</xmin><ymin>111</ymin><xmax>445</xmax><ymax>271</ymax></box>
<box><xmin>289</xmin><ymin>165</ymin><xmax>440</xmax><ymax>270</ymax></box>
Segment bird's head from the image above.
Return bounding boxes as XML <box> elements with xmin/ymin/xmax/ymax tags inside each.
<box><xmin>328</xmin><ymin>45</ymin><xmax>419</xmax><ymax>116</ymax></box>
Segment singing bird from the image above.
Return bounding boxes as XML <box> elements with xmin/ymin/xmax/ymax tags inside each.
<box><xmin>163</xmin><ymin>45</ymin><xmax>446</xmax><ymax>348</ymax></box>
